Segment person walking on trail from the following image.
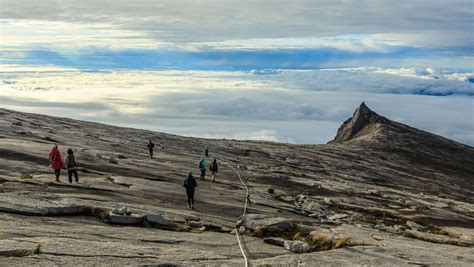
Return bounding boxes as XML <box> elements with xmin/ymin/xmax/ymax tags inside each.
<box><xmin>204</xmin><ymin>146</ymin><xmax>209</xmax><ymax>158</ymax></box>
<box><xmin>64</xmin><ymin>149</ymin><xmax>79</xmax><ymax>184</ymax></box>
<box><xmin>48</xmin><ymin>144</ymin><xmax>63</xmax><ymax>182</ymax></box>
<box><xmin>199</xmin><ymin>158</ymin><xmax>206</xmax><ymax>179</ymax></box>
<box><xmin>147</xmin><ymin>140</ymin><xmax>155</xmax><ymax>158</ymax></box>
<box><xmin>209</xmin><ymin>158</ymin><xmax>218</xmax><ymax>182</ymax></box>
<box><xmin>183</xmin><ymin>171</ymin><xmax>197</xmax><ymax>209</ymax></box>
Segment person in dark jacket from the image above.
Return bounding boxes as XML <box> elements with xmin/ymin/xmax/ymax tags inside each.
<box><xmin>209</xmin><ymin>158</ymin><xmax>218</xmax><ymax>182</ymax></box>
<box><xmin>183</xmin><ymin>171</ymin><xmax>197</xmax><ymax>209</ymax></box>
<box><xmin>147</xmin><ymin>140</ymin><xmax>155</xmax><ymax>158</ymax></box>
<box><xmin>64</xmin><ymin>149</ymin><xmax>79</xmax><ymax>183</ymax></box>
<box><xmin>204</xmin><ymin>146</ymin><xmax>209</xmax><ymax>158</ymax></box>
<box><xmin>48</xmin><ymin>144</ymin><xmax>63</xmax><ymax>182</ymax></box>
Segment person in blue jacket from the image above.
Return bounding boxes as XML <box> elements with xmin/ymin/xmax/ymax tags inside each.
<box><xmin>199</xmin><ymin>158</ymin><xmax>206</xmax><ymax>179</ymax></box>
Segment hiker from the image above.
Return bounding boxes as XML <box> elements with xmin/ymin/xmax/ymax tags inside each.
<box><xmin>64</xmin><ymin>149</ymin><xmax>79</xmax><ymax>183</ymax></box>
<box><xmin>48</xmin><ymin>144</ymin><xmax>63</xmax><ymax>182</ymax></box>
<box><xmin>183</xmin><ymin>171</ymin><xmax>197</xmax><ymax>209</ymax></box>
<box><xmin>209</xmin><ymin>158</ymin><xmax>218</xmax><ymax>182</ymax></box>
<box><xmin>204</xmin><ymin>146</ymin><xmax>209</xmax><ymax>158</ymax></box>
<box><xmin>199</xmin><ymin>158</ymin><xmax>206</xmax><ymax>179</ymax></box>
<box><xmin>147</xmin><ymin>140</ymin><xmax>155</xmax><ymax>158</ymax></box>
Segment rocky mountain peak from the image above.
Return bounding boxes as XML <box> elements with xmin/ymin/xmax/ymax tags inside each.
<box><xmin>329</xmin><ymin>102</ymin><xmax>388</xmax><ymax>144</ymax></box>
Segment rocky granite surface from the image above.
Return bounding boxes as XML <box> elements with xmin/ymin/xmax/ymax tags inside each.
<box><xmin>0</xmin><ymin>103</ymin><xmax>473</xmax><ymax>266</ymax></box>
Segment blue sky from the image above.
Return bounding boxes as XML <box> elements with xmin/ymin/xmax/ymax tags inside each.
<box><xmin>0</xmin><ymin>0</ymin><xmax>473</xmax><ymax>145</ymax></box>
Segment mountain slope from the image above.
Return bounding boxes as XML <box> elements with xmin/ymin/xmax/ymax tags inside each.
<box><xmin>0</xmin><ymin>105</ymin><xmax>472</xmax><ymax>265</ymax></box>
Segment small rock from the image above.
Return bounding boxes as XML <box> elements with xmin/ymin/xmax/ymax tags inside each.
<box><xmin>109</xmin><ymin>155</ymin><xmax>118</xmax><ymax>164</ymax></box>
<box><xmin>264</xmin><ymin>237</ymin><xmax>286</xmax><ymax>247</ymax></box>
<box><xmin>20</xmin><ymin>173</ymin><xmax>33</xmax><ymax>179</ymax></box>
<box><xmin>119</xmin><ymin>206</ymin><xmax>128</xmax><ymax>215</ymax></box>
<box><xmin>219</xmin><ymin>226</ymin><xmax>233</xmax><ymax>233</ymax></box>
<box><xmin>370</xmin><ymin>234</ymin><xmax>384</xmax><ymax>241</ymax></box>
<box><xmin>328</xmin><ymin>214</ymin><xmax>349</xmax><ymax>220</ymax></box>
<box><xmin>323</xmin><ymin>198</ymin><xmax>332</xmax><ymax>204</ymax></box>
<box><xmin>301</xmin><ymin>201</ymin><xmax>326</xmax><ymax>213</ymax></box>
<box><xmin>12</xmin><ymin>121</ymin><xmax>22</xmax><ymax>126</ymax></box>
<box><xmin>406</xmin><ymin>220</ymin><xmax>429</xmax><ymax>232</ymax></box>
<box><xmin>284</xmin><ymin>240</ymin><xmax>310</xmax><ymax>253</ymax></box>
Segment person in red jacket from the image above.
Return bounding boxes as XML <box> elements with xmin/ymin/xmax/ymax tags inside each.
<box><xmin>48</xmin><ymin>144</ymin><xmax>63</xmax><ymax>182</ymax></box>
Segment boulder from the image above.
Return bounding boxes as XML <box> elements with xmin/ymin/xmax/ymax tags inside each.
<box><xmin>145</xmin><ymin>213</ymin><xmax>171</xmax><ymax>226</ymax></box>
<box><xmin>239</xmin><ymin>214</ymin><xmax>297</xmax><ymax>238</ymax></box>
<box><xmin>264</xmin><ymin>237</ymin><xmax>286</xmax><ymax>247</ymax></box>
<box><xmin>107</xmin><ymin>214</ymin><xmax>144</xmax><ymax>225</ymax></box>
<box><xmin>284</xmin><ymin>240</ymin><xmax>310</xmax><ymax>253</ymax></box>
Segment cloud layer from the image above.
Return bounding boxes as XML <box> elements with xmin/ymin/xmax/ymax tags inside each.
<box><xmin>1</xmin><ymin>67</ymin><xmax>473</xmax><ymax>145</ymax></box>
<box><xmin>1</xmin><ymin>1</ymin><xmax>473</xmax><ymax>70</ymax></box>
<box><xmin>2</xmin><ymin>0</ymin><xmax>472</xmax><ymax>47</ymax></box>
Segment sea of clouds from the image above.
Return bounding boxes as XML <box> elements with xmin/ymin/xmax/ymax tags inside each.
<box><xmin>1</xmin><ymin>66</ymin><xmax>473</xmax><ymax>145</ymax></box>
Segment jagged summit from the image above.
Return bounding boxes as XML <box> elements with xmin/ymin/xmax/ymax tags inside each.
<box><xmin>329</xmin><ymin>102</ymin><xmax>389</xmax><ymax>144</ymax></box>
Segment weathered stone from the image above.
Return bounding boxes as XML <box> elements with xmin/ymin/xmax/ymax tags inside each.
<box><xmin>328</xmin><ymin>214</ymin><xmax>349</xmax><ymax>220</ymax></box>
<box><xmin>239</xmin><ymin>214</ymin><xmax>297</xmax><ymax>238</ymax></box>
<box><xmin>0</xmin><ymin>192</ymin><xmax>85</xmax><ymax>216</ymax></box>
<box><xmin>284</xmin><ymin>240</ymin><xmax>310</xmax><ymax>253</ymax></box>
<box><xmin>218</xmin><ymin>226</ymin><xmax>233</xmax><ymax>233</ymax></box>
<box><xmin>106</xmin><ymin>214</ymin><xmax>144</xmax><ymax>225</ymax></box>
<box><xmin>264</xmin><ymin>237</ymin><xmax>286</xmax><ymax>247</ymax></box>
<box><xmin>146</xmin><ymin>213</ymin><xmax>168</xmax><ymax>225</ymax></box>
<box><xmin>109</xmin><ymin>155</ymin><xmax>118</xmax><ymax>164</ymax></box>
<box><xmin>323</xmin><ymin>197</ymin><xmax>332</xmax><ymax>204</ymax></box>
<box><xmin>112</xmin><ymin>206</ymin><xmax>129</xmax><ymax>215</ymax></box>
<box><xmin>406</xmin><ymin>220</ymin><xmax>429</xmax><ymax>232</ymax></box>
<box><xmin>301</xmin><ymin>201</ymin><xmax>327</xmax><ymax>213</ymax></box>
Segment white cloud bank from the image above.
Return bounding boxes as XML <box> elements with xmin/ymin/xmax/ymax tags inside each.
<box><xmin>1</xmin><ymin>66</ymin><xmax>473</xmax><ymax>145</ymax></box>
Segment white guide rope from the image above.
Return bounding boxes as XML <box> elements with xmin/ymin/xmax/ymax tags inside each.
<box><xmin>222</xmin><ymin>160</ymin><xmax>249</xmax><ymax>267</ymax></box>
